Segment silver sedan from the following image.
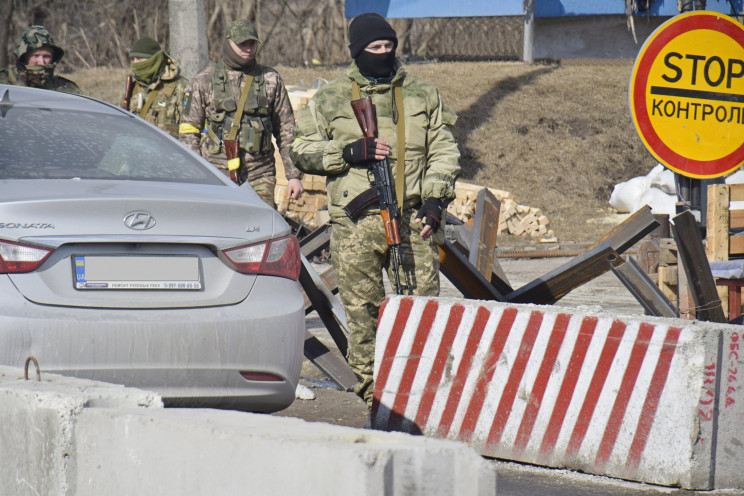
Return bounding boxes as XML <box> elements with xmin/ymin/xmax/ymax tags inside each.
<box><xmin>0</xmin><ymin>84</ymin><xmax>305</xmax><ymax>412</ymax></box>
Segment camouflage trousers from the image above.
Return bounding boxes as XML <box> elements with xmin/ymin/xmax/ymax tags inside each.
<box><xmin>330</xmin><ymin>209</ymin><xmax>440</xmax><ymax>407</ymax></box>
<box><xmin>240</xmin><ymin>175</ymin><xmax>276</xmax><ymax>209</ymax></box>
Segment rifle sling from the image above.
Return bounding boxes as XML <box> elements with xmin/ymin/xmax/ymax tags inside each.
<box><xmin>393</xmin><ymin>84</ymin><xmax>405</xmax><ymax>211</ymax></box>
<box><xmin>138</xmin><ymin>82</ymin><xmax>177</xmax><ymax>118</ymax></box>
<box><xmin>351</xmin><ymin>80</ymin><xmax>406</xmax><ymax>210</ymax></box>
<box><xmin>139</xmin><ymin>88</ymin><xmax>160</xmax><ymax>117</ymax></box>
<box><xmin>226</xmin><ymin>73</ymin><xmax>255</xmax><ymax>142</ymax></box>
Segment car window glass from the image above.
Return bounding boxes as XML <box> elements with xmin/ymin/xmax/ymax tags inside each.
<box><xmin>0</xmin><ymin>106</ymin><xmax>223</xmax><ymax>185</ymax></box>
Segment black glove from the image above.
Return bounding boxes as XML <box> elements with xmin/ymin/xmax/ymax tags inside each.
<box><xmin>342</xmin><ymin>137</ymin><xmax>376</xmax><ymax>165</ymax></box>
<box><xmin>416</xmin><ymin>198</ymin><xmax>445</xmax><ymax>234</ymax></box>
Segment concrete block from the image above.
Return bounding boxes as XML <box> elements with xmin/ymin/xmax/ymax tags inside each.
<box><xmin>371</xmin><ymin>296</ymin><xmax>744</xmax><ymax>491</ymax></box>
<box><xmin>0</xmin><ymin>365</ymin><xmax>495</xmax><ymax>495</ymax></box>
<box><xmin>72</xmin><ymin>409</ymin><xmax>496</xmax><ymax>496</ymax></box>
<box><xmin>0</xmin><ymin>366</ymin><xmax>161</xmax><ymax>496</ymax></box>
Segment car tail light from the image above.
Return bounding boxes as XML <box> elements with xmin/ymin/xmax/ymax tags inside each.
<box><xmin>223</xmin><ymin>235</ymin><xmax>300</xmax><ymax>280</ymax></box>
<box><xmin>0</xmin><ymin>240</ymin><xmax>52</xmax><ymax>273</ymax></box>
<box><xmin>239</xmin><ymin>371</ymin><xmax>284</xmax><ymax>382</ymax></box>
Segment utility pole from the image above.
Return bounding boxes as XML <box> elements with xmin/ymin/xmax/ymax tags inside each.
<box><xmin>168</xmin><ymin>0</ymin><xmax>210</xmax><ymax>80</ymax></box>
<box><xmin>523</xmin><ymin>0</ymin><xmax>534</xmax><ymax>63</ymax></box>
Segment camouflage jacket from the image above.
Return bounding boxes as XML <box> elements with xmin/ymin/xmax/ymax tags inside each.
<box><xmin>0</xmin><ymin>66</ymin><xmax>81</xmax><ymax>94</ymax></box>
<box><xmin>290</xmin><ymin>60</ymin><xmax>460</xmax><ymax>220</ymax></box>
<box><xmin>122</xmin><ymin>55</ymin><xmax>189</xmax><ymax>138</ymax></box>
<box><xmin>179</xmin><ymin>62</ymin><xmax>302</xmax><ymax>183</ymax></box>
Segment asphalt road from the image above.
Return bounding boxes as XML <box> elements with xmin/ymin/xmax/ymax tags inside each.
<box><xmin>273</xmin><ymin>256</ymin><xmax>742</xmax><ymax>496</ymax></box>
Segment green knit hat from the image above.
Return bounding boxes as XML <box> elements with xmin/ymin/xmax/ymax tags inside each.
<box><xmin>129</xmin><ymin>36</ymin><xmax>161</xmax><ymax>59</ymax></box>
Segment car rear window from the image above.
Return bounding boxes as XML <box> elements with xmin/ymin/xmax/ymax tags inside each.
<box><xmin>0</xmin><ymin>105</ymin><xmax>223</xmax><ymax>185</ymax></box>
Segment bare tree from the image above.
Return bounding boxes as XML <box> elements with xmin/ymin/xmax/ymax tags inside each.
<box><xmin>0</xmin><ymin>1</ymin><xmax>14</xmax><ymax>69</ymax></box>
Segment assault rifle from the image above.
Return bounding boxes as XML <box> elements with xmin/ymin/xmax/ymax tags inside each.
<box><xmin>122</xmin><ymin>74</ymin><xmax>134</xmax><ymax>110</ymax></box>
<box><xmin>346</xmin><ymin>96</ymin><xmax>404</xmax><ymax>294</ymax></box>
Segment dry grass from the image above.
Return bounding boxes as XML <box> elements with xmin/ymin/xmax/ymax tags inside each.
<box><xmin>69</xmin><ymin>59</ymin><xmax>656</xmax><ymax>243</ymax></box>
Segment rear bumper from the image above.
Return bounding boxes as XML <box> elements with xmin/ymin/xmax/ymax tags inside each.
<box><xmin>0</xmin><ymin>276</ymin><xmax>305</xmax><ymax>413</ymax></box>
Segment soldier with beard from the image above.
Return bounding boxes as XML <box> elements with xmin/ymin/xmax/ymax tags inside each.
<box><xmin>179</xmin><ymin>19</ymin><xmax>303</xmax><ymax>208</ymax></box>
<box><xmin>290</xmin><ymin>13</ymin><xmax>460</xmax><ymax>407</ymax></box>
<box><xmin>122</xmin><ymin>36</ymin><xmax>189</xmax><ymax>138</ymax></box>
<box><xmin>0</xmin><ymin>25</ymin><xmax>80</xmax><ymax>94</ymax></box>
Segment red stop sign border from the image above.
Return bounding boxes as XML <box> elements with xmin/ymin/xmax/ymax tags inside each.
<box><xmin>631</xmin><ymin>12</ymin><xmax>744</xmax><ymax>178</ymax></box>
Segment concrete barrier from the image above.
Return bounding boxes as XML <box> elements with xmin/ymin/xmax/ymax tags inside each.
<box><xmin>0</xmin><ymin>366</ymin><xmax>496</xmax><ymax>496</ymax></box>
<box><xmin>371</xmin><ymin>296</ymin><xmax>744</xmax><ymax>491</ymax></box>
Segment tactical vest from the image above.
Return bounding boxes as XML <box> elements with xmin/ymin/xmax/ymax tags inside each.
<box><xmin>131</xmin><ymin>80</ymin><xmax>180</xmax><ymax>136</ymax></box>
<box><xmin>206</xmin><ymin>62</ymin><xmax>273</xmax><ymax>156</ymax></box>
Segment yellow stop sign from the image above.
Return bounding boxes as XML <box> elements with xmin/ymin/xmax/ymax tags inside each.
<box><xmin>630</xmin><ymin>12</ymin><xmax>744</xmax><ymax>178</ymax></box>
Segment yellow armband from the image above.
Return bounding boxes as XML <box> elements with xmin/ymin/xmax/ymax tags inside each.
<box><xmin>227</xmin><ymin>158</ymin><xmax>241</xmax><ymax>171</ymax></box>
<box><xmin>178</xmin><ymin>123</ymin><xmax>201</xmax><ymax>134</ymax></box>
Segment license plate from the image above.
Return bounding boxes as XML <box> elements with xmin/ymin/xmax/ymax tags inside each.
<box><xmin>74</xmin><ymin>256</ymin><xmax>202</xmax><ymax>290</ymax></box>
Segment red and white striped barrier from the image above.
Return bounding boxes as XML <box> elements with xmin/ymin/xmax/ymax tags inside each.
<box><xmin>371</xmin><ymin>296</ymin><xmax>744</xmax><ymax>491</ymax></box>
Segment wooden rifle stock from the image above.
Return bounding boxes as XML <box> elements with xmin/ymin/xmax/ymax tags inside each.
<box><xmin>122</xmin><ymin>74</ymin><xmax>134</xmax><ymax>110</ymax></box>
<box><xmin>350</xmin><ymin>97</ymin><xmax>377</xmax><ymax>138</ymax></box>
<box><xmin>380</xmin><ymin>210</ymin><xmax>402</xmax><ymax>246</ymax></box>
<box><xmin>350</xmin><ymin>96</ymin><xmax>404</xmax><ymax>294</ymax></box>
<box><xmin>224</xmin><ymin>139</ymin><xmax>241</xmax><ymax>184</ymax></box>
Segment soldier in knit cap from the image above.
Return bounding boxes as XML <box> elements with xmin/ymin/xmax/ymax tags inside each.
<box><xmin>290</xmin><ymin>12</ymin><xmax>460</xmax><ymax>407</ymax></box>
<box><xmin>0</xmin><ymin>25</ymin><xmax>80</xmax><ymax>94</ymax></box>
<box><xmin>179</xmin><ymin>19</ymin><xmax>303</xmax><ymax>208</ymax></box>
<box><xmin>122</xmin><ymin>36</ymin><xmax>189</xmax><ymax>138</ymax></box>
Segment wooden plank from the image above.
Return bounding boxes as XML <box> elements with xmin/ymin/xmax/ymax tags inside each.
<box><xmin>706</xmin><ymin>183</ymin><xmax>730</xmax><ymax>261</ymax></box>
<box><xmin>634</xmin><ymin>239</ymin><xmax>660</xmax><ymax>275</ymax></box>
<box><xmin>612</xmin><ymin>257</ymin><xmax>678</xmax><ymax>318</ymax></box>
<box><xmin>657</xmin><ymin>265</ymin><xmax>678</xmax><ymax>309</ymax></box>
<box><xmin>505</xmin><ymin>243</ymin><xmax>624</xmax><ymax>305</ymax></box>
<box><xmin>469</xmin><ymin>188</ymin><xmax>501</xmax><ymax>280</ymax></box>
<box><xmin>729</xmin><ymin>182</ymin><xmax>744</xmax><ymax>201</ymax></box>
<box><xmin>588</xmin><ymin>205</ymin><xmax>659</xmax><ymax>255</ymax></box>
<box><xmin>672</xmin><ymin>210</ymin><xmax>727</xmax><ymax>323</ymax></box>
<box><xmin>438</xmin><ymin>241</ymin><xmax>506</xmax><ymax>301</ymax></box>
<box><xmin>731</xmin><ymin>235</ymin><xmax>744</xmax><ymax>256</ymax></box>
<box><xmin>730</xmin><ymin>209</ymin><xmax>744</xmax><ymax>229</ymax></box>
<box><xmin>677</xmin><ymin>262</ymin><xmax>695</xmax><ymax>320</ymax></box>
<box><xmin>303</xmin><ymin>330</ymin><xmax>357</xmax><ymax>391</ymax></box>
<box><xmin>446</xmin><ymin>213</ymin><xmax>513</xmax><ymax>295</ymax></box>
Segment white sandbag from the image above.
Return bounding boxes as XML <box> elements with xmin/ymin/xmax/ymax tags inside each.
<box><xmin>649</xmin><ymin>166</ymin><xmax>676</xmax><ymax>194</ymax></box>
<box><xmin>638</xmin><ymin>187</ymin><xmax>676</xmax><ymax>216</ymax></box>
<box><xmin>609</xmin><ymin>175</ymin><xmax>651</xmax><ymax>213</ymax></box>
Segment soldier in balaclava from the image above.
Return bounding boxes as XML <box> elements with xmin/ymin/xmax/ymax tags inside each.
<box><xmin>290</xmin><ymin>12</ymin><xmax>461</xmax><ymax>408</ymax></box>
<box><xmin>122</xmin><ymin>36</ymin><xmax>189</xmax><ymax>138</ymax></box>
<box><xmin>179</xmin><ymin>19</ymin><xmax>304</xmax><ymax>208</ymax></box>
<box><xmin>0</xmin><ymin>25</ymin><xmax>80</xmax><ymax>94</ymax></box>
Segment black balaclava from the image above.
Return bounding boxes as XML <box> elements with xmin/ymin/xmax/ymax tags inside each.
<box><xmin>355</xmin><ymin>49</ymin><xmax>396</xmax><ymax>79</ymax></box>
<box><xmin>348</xmin><ymin>13</ymin><xmax>398</xmax><ymax>79</ymax></box>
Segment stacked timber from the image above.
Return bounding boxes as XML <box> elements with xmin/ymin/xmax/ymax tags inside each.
<box><xmin>274</xmin><ymin>87</ymin><xmax>330</xmax><ymax>229</ymax></box>
<box><xmin>448</xmin><ymin>181</ymin><xmax>556</xmax><ymax>242</ymax></box>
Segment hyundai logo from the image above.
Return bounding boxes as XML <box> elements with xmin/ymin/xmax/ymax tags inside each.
<box><xmin>123</xmin><ymin>212</ymin><xmax>156</xmax><ymax>230</ymax></box>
